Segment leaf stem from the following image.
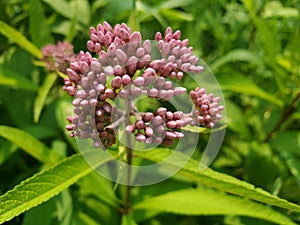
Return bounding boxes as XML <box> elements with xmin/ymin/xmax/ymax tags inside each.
<box><xmin>264</xmin><ymin>91</ymin><xmax>300</xmax><ymax>142</ymax></box>
<box><xmin>123</xmin><ymin>86</ymin><xmax>133</xmax><ymax>215</ymax></box>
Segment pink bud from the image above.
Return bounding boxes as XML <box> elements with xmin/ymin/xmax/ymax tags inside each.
<box><xmin>165</xmin><ymin>32</ymin><xmax>173</xmax><ymax>42</ymax></box>
<box><xmin>107</xmin><ymin>43</ymin><xmax>117</xmax><ymax>56</ymax></box>
<box><xmin>136</xmin><ymin>47</ymin><xmax>145</xmax><ymax>58</ymax></box>
<box><xmin>148</xmin><ymin>88</ymin><xmax>158</xmax><ymax>98</ymax></box>
<box><xmin>103</xmin><ymin>102</ymin><xmax>112</xmax><ymax>113</ymax></box>
<box><xmin>126</xmin><ymin>56</ymin><xmax>137</xmax><ymax>75</ymax></box>
<box><xmin>122</xmin><ymin>74</ymin><xmax>132</xmax><ymax>85</ymax></box>
<box><xmin>105</xmin><ymin>88</ymin><xmax>115</xmax><ymax>99</ymax></box>
<box><xmin>77</xmin><ymin>90</ymin><xmax>87</xmax><ymax>98</ymax></box>
<box><xmin>130</xmin><ymin>31</ymin><xmax>142</xmax><ymax>43</ymax></box>
<box><xmin>120</xmin><ymin>28</ymin><xmax>130</xmax><ymax>42</ymax></box>
<box><xmin>138</xmin><ymin>54</ymin><xmax>151</xmax><ymax>69</ymax></box>
<box><xmin>87</xmin><ymin>40</ymin><xmax>95</xmax><ymax>52</ymax></box>
<box><xmin>103</xmin><ymin>21</ymin><xmax>113</xmax><ymax>33</ymax></box>
<box><xmin>167</xmin><ymin>121</ymin><xmax>177</xmax><ymax>129</ymax></box>
<box><xmin>90</xmin><ymin>61</ymin><xmax>102</xmax><ymax>73</ymax></box>
<box><xmin>111</xmin><ymin>76</ymin><xmax>122</xmax><ymax>89</ymax></box>
<box><xmin>133</xmin><ymin>77</ymin><xmax>145</xmax><ymax>87</ymax></box>
<box><xmin>173</xmin><ymin>30</ymin><xmax>181</xmax><ymax>40</ymax></box>
<box><xmin>66</xmin><ymin>124</ymin><xmax>75</xmax><ymax>131</ymax></box>
<box><xmin>99</xmin><ymin>51</ymin><xmax>110</xmax><ymax>65</ymax></box>
<box><xmin>114</xmin><ymin>65</ymin><xmax>124</xmax><ymax>76</ymax></box>
<box><xmin>145</xmin><ymin>127</ymin><xmax>154</xmax><ymax>136</ymax></box>
<box><xmin>135</xmin><ymin>133</ymin><xmax>146</xmax><ymax>142</ymax></box>
<box><xmin>90</xmin><ymin>26</ymin><xmax>97</xmax><ymax>35</ymax></box>
<box><xmin>157</xmin><ymin>107</ymin><xmax>167</xmax><ymax>116</ymax></box>
<box><xmin>97</xmin><ymin>31</ymin><xmax>105</xmax><ymax>43</ymax></box>
<box><xmin>103</xmin><ymin>65</ymin><xmax>114</xmax><ymax>76</ymax></box>
<box><xmin>125</xmin><ymin>125</ymin><xmax>135</xmax><ymax>133</ymax></box>
<box><xmin>143</xmin><ymin>112</ymin><xmax>153</xmax><ymax>122</ymax></box>
<box><xmin>80</xmin><ymin>77</ymin><xmax>89</xmax><ymax>89</ymax></box>
<box><xmin>173</xmin><ymin>111</ymin><xmax>183</xmax><ymax>120</ymax></box>
<box><xmin>166</xmin><ymin>131</ymin><xmax>177</xmax><ymax>139</ymax></box>
<box><xmin>97</xmin><ymin>24</ymin><xmax>104</xmax><ymax>33</ymax></box>
<box><xmin>165</xmin><ymin>27</ymin><xmax>172</xmax><ymax>35</ymax></box>
<box><xmin>97</xmin><ymin>73</ymin><xmax>106</xmax><ymax>84</ymax></box>
<box><xmin>174</xmin><ymin>87</ymin><xmax>187</xmax><ymax>96</ymax></box>
<box><xmin>143</xmin><ymin>40</ymin><xmax>151</xmax><ymax>54</ymax></box>
<box><xmin>91</xmin><ymin>33</ymin><xmax>98</xmax><ymax>42</ymax></box>
<box><xmin>152</xmin><ymin>116</ymin><xmax>163</xmax><ymax>126</ymax></box>
<box><xmin>155</xmin><ymin>32</ymin><xmax>162</xmax><ymax>41</ymax></box>
<box><xmin>135</xmin><ymin>120</ymin><xmax>144</xmax><ymax>129</ymax></box>
<box><xmin>176</xmin><ymin>71</ymin><xmax>184</xmax><ymax>80</ymax></box>
<box><xmin>164</xmin><ymin>80</ymin><xmax>173</xmax><ymax>89</ymax></box>
<box><xmin>116</xmin><ymin>49</ymin><xmax>128</xmax><ymax>64</ymax></box>
<box><xmin>67</xmin><ymin>69</ymin><xmax>81</xmax><ymax>83</ymax></box>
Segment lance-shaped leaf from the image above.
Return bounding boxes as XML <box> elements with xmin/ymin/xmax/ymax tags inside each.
<box><xmin>133</xmin><ymin>187</ymin><xmax>297</xmax><ymax>225</ymax></box>
<box><xmin>0</xmin><ymin>151</ymin><xmax>114</xmax><ymax>224</ymax></box>
<box><xmin>0</xmin><ymin>21</ymin><xmax>41</xmax><ymax>58</ymax></box>
<box><xmin>134</xmin><ymin>149</ymin><xmax>300</xmax><ymax>212</ymax></box>
<box><xmin>0</xmin><ymin>125</ymin><xmax>62</xmax><ymax>164</ymax></box>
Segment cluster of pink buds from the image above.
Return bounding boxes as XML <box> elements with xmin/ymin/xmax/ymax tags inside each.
<box><xmin>41</xmin><ymin>41</ymin><xmax>79</xmax><ymax>74</ymax></box>
<box><xmin>50</xmin><ymin>21</ymin><xmax>224</xmax><ymax>149</ymax></box>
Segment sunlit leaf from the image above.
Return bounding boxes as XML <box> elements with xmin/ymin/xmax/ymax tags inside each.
<box><xmin>0</xmin><ymin>125</ymin><xmax>62</xmax><ymax>164</ymax></box>
<box><xmin>160</xmin><ymin>9</ymin><xmax>194</xmax><ymax>22</ymax></box>
<box><xmin>29</xmin><ymin>0</ymin><xmax>53</xmax><ymax>47</ymax></box>
<box><xmin>0</xmin><ymin>21</ymin><xmax>41</xmax><ymax>58</ymax></box>
<box><xmin>263</xmin><ymin>1</ymin><xmax>298</xmax><ymax>18</ymax></box>
<box><xmin>43</xmin><ymin>0</ymin><xmax>90</xmax><ymax>25</ymax></box>
<box><xmin>0</xmin><ymin>66</ymin><xmax>38</xmax><ymax>91</ymax></box>
<box><xmin>219</xmin><ymin>73</ymin><xmax>283</xmax><ymax>107</ymax></box>
<box><xmin>134</xmin><ymin>186</ymin><xmax>297</xmax><ymax>225</ymax></box>
<box><xmin>225</xmin><ymin>99</ymin><xmax>251</xmax><ymax>138</ymax></box>
<box><xmin>0</xmin><ymin>151</ymin><xmax>113</xmax><ymax>224</ymax></box>
<box><xmin>134</xmin><ymin>149</ymin><xmax>300</xmax><ymax>212</ymax></box>
<box><xmin>211</xmin><ymin>49</ymin><xmax>263</xmax><ymax>72</ymax></box>
<box><xmin>34</xmin><ymin>73</ymin><xmax>57</xmax><ymax>123</ymax></box>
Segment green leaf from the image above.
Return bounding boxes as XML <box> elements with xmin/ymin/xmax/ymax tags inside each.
<box><xmin>225</xmin><ymin>99</ymin><xmax>251</xmax><ymax>138</ymax></box>
<box><xmin>0</xmin><ymin>21</ymin><xmax>41</xmax><ymax>58</ymax></box>
<box><xmin>22</xmin><ymin>197</ymin><xmax>57</xmax><ymax>225</ymax></box>
<box><xmin>281</xmin><ymin>151</ymin><xmax>300</xmax><ymax>188</ymax></box>
<box><xmin>211</xmin><ymin>49</ymin><xmax>263</xmax><ymax>72</ymax></box>
<box><xmin>34</xmin><ymin>73</ymin><xmax>57</xmax><ymax>123</ymax></box>
<box><xmin>270</xmin><ymin>131</ymin><xmax>300</xmax><ymax>156</ymax></box>
<box><xmin>0</xmin><ymin>142</ymin><xmax>18</xmax><ymax>166</ymax></box>
<box><xmin>219</xmin><ymin>73</ymin><xmax>283</xmax><ymax>107</ymax></box>
<box><xmin>242</xmin><ymin>0</ymin><xmax>280</xmax><ymax>60</ymax></box>
<box><xmin>159</xmin><ymin>9</ymin><xmax>194</xmax><ymax>22</ymax></box>
<box><xmin>0</xmin><ymin>66</ymin><xmax>38</xmax><ymax>91</ymax></box>
<box><xmin>134</xmin><ymin>187</ymin><xmax>297</xmax><ymax>225</ymax></box>
<box><xmin>74</xmin><ymin>212</ymin><xmax>103</xmax><ymax>225</ymax></box>
<box><xmin>42</xmin><ymin>0</ymin><xmax>90</xmax><ymax>25</ymax></box>
<box><xmin>263</xmin><ymin>1</ymin><xmax>299</xmax><ymax>18</ymax></box>
<box><xmin>121</xmin><ymin>213</ymin><xmax>138</xmax><ymax>225</ymax></box>
<box><xmin>0</xmin><ymin>151</ymin><xmax>113</xmax><ymax>224</ymax></box>
<box><xmin>134</xmin><ymin>149</ymin><xmax>300</xmax><ymax>212</ymax></box>
<box><xmin>29</xmin><ymin>0</ymin><xmax>53</xmax><ymax>47</ymax></box>
<box><xmin>0</xmin><ymin>125</ymin><xmax>61</xmax><ymax>164</ymax></box>
<box><xmin>158</xmin><ymin>0</ymin><xmax>195</xmax><ymax>9</ymax></box>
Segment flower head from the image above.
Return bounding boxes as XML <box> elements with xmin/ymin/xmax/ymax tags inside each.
<box><xmin>41</xmin><ymin>41</ymin><xmax>78</xmax><ymax>74</ymax></box>
<box><xmin>59</xmin><ymin>21</ymin><xmax>223</xmax><ymax>149</ymax></box>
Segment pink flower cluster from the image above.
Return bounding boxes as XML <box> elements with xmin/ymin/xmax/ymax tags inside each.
<box><xmin>41</xmin><ymin>41</ymin><xmax>78</xmax><ymax>74</ymax></box>
<box><xmin>57</xmin><ymin>21</ymin><xmax>224</xmax><ymax>149</ymax></box>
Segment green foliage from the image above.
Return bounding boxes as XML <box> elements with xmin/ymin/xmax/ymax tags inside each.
<box><xmin>0</xmin><ymin>0</ymin><xmax>299</xmax><ymax>224</ymax></box>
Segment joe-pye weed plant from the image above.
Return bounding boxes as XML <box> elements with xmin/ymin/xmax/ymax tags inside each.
<box><xmin>0</xmin><ymin>1</ymin><xmax>300</xmax><ymax>224</ymax></box>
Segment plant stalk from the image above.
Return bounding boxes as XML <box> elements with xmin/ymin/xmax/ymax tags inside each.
<box><xmin>264</xmin><ymin>91</ymin><xmax>300</xmax><ymax>142</ymax></box>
